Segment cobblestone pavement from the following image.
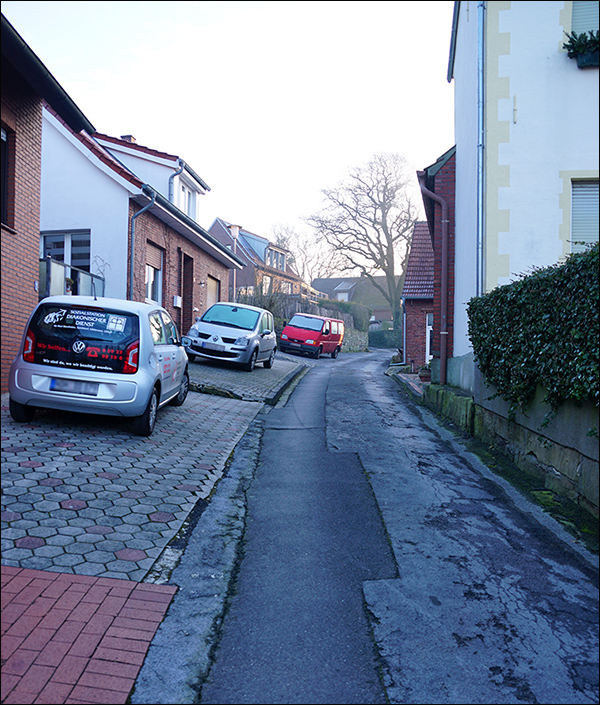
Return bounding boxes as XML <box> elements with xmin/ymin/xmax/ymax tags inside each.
<box><xmin>1</xmin><ymin>352</ymin><xmax>307</xmax><ymax>704</ymax></box>
<box><xmin>1</xmin><ymin>354</ymin><xmax>306</xmax><ymax>581</ymax></box>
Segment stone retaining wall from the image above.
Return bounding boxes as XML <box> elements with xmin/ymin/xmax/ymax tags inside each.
<box><xmin>421</xmin><ymin>381</ymin><xmax>599</xmax><ymax>518</ymax></box>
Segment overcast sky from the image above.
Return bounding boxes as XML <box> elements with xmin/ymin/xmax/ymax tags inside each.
<box><xmin>3</xmin><ymin>0</ymin><xmax>456</xmax><ymax>237</ymax></box>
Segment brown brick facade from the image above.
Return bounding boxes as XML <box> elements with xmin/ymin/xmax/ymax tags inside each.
<box><xmin>1</xmin><ymin>65</ymin><xmax>43</xmax><ymax>392</ymax></box>
<box><xmin>128</xmin><ymin>203</ymin><xmax>229</xmax><ymax>334</ymax></box>
<box><xmin>429</xmin><ymin>153</ymin><xmax>456</xmax><ymax>363</ymax></box>
<box><xmin>404</xmin><ymin>299</ymin><xmax>433</xmax><ymax>369</ymax></box>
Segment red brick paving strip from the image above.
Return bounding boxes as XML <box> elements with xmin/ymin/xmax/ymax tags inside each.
<box><xmin>1</xmin><ymin>566</ymin><xmax>177</xmax><ymax>704</ymax></box>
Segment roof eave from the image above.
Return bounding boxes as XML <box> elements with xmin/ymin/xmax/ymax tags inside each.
<box><xmin>2</xmin><ymin>14</ymin><xmax>95</xmax><ymax>134</ymax></box>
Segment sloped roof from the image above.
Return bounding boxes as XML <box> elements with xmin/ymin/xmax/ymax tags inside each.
<box><xmin>402</xmin><ymin>221</ymin><xmax>434</xmax><ymax>299</ymax></box>
<box><xmin>2</xmin><ymin>14</ymin><xmax>95</xmax><ymax>134</ymax></box>
<box><xmin>312</xmin><ymin>276</ymin><xmax>400</xmax><ymax>309</ymax></box>
<box><xmin>210</xmin><ymin>217</ymin><xmax>302</xmax><ymax>279</ymax></box>
<box><xmin>43</xmin><ymin>107</ymin><xmax>243</xmax><ymax>269</ymax></box>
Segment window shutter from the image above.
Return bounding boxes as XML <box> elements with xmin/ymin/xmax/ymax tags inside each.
<box><xmin>572</xmin><ymin>1</ymin><xmax>599</xmax><ymax>33</ymax></box>
<box><xmin>146</xmin><ymin>242</ymin><xmax>163</xmax><ymax>270</ymax></box>
<box><xmin>572</xmin><ymin>181</ymin><xmax>599</xmax><ymax>253</ymax></box>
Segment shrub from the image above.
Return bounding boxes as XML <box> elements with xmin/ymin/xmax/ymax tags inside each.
<box><xmin>369</xmin><ymin>329</ymin><xmax>404</xmax><ymax>349</ymax></box>
<box><xmin>467</xmin><ymin>243</ymin><xmax>599</xmax><ymax>421</ymax></box>
<box><xmin>320</xmin><ymin>299</ymin><xmax>371</xmax><ymax>331</ymax></box>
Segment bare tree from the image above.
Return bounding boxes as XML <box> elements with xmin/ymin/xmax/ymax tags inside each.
<box><xmin>306</xmin><ymin>153</ymin><xmax>418</xmax><ymax>329</ymax></box>
<box><xmin>272</xmin><ymin>224</ymin><xmax>346</xmax><ymax>285</ymax></box>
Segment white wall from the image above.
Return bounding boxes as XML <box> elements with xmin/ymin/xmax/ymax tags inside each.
<box><xmin>453</xmin><ymin>0</ymin><xmax>481</xmax><ymax>357</ymax></box>
<box><xmin>452</xmin><ymin>0</ymin><xmax>599</xmax><ymax>359</ymax></box>
<box><xmin>41</xmin><ymin>112</ymin><xmax>132</xmax><ymax>299</ymax></box>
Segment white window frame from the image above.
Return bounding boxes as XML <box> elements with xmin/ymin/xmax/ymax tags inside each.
<box><xmin>571</xmin><ymin>180</ymin><xmax>599</xmax><ymax>253</ymax></box>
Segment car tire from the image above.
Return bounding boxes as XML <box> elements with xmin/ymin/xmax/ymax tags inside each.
<box><xmin>244</xmin><ymin>348</ymin><xmax>258</xmax><ymax>372</ymax></box>
<box><xmin>331</xmin><ymin>347</ymin><xmax>339</xmax><ymax>359</ymax></box>
<box><xmin>263</xmin><ymin>348</ymin><xmax>276</xmax><ymax>368</ymax></box>
<box><xmin>9</xmin><ymin>398</ymin><xmax>36</xmax><ymax>423</ymax></box>
<box><xmin>313</xmin><ymin>346</ymin><xmax>322</xmax><ymax>359</ymax></box>
<box><xmin>133</xmin><ymin>387</ymin><xmax>159</xmax><ymax>436</ymax></box>
<box><xmin>170</xmin><ymin>370</ymin><xmax>189</xmax><ymax>406</ymax></box>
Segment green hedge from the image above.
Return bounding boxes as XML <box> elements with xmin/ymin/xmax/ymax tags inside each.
<box><xmin>320</xmin><ymin>299</ymin><xmax>371</xmax><ymax>332</ymax></box>
<box><xmin>368</xmin><ymin>329</ymin><xmax>404</xmax><ymax>349</ymax></box>
<box><xmin>467</xmin><ymin>243</ymin><xmax>599</xmax><ymax>420</ymax></box>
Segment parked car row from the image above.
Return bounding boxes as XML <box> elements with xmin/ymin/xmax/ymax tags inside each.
<box><xmin>8</xmin><ymin>297</ymin><xmax>344</xmax><ymax>436</ymax></box>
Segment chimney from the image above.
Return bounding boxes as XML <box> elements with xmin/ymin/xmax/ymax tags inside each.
<box><xmin>121</xmin><ymin>135</ymin><xmax>136</xmax><ymax>143</ymax></box>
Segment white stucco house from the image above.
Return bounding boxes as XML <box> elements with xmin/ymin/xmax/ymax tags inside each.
<box><xmin>448</xmin><ymin>0</ymin><xmax>599</xmax><ymax>378</ymax></box>
<box><xmin>40</xmin><ymin>105</ymin><xmax>243</xmax><ymax>334</ymax></box>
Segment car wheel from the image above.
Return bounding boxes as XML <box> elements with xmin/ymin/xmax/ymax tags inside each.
<box><xmin>331</xmin><ymin>347</ymin><xmax>339</xmax><ymax>359</ymax></box>
<box><xmin>244</xmin><ymin>348</ymin><xmax>258</xmax><ymax>372</ymax></box>
<box><xmin>313</xmin><ymin>346</ymin><xmax>322</xmax><ymax>359</ymax></box>
<box><xmin>170</xmin><ymin>369</ymin><xmax>189</xmax><ymax>406</ymax></box>
<box><xmin>263</xmin><ymin>348</ymin><xmax>276</xmax><ymax>368</ymax></box>
<box><xmin>133</xmin><ymin>387</ymin><xmax>159</xmax><ymax>436</ymax></box>
<box><xmin>9</xmin><ymin>398</ymin><xmax>36</xmax><ymax>423</ymax></box>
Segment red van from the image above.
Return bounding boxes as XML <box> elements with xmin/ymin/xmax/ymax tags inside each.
<box><xmin>279</xmin><ymin>313</ymin><xmax>345</xmax><ymax>359</ymax></box>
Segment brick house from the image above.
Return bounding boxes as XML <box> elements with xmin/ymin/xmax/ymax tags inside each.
<box><xmin>208</xmin><ymin>218</ymin><xmax>304</xmax><ymax>300</ymax></box>
<box><xmin>40</xmin><ymin>107</ymin><xmax>244</xmax><ymax>339</ymax></box>
<box><xmin>401</xmin><ymin>221</ymin><xmax>434</xmax><ymax>370</ymax></box>
<box><xmin>311</xmin><ymin>275</ymin><xmax>404</xmax><ymax>328</ymax></box>
<box><xmin>417</xmin><ymin>146</ymin><xmax>456</xmax><ymax>385</ymax></box>
<box><xmin>1</xmin><ymin>14</ymin><xmax>95</xmax><ymax>392</ymax></box>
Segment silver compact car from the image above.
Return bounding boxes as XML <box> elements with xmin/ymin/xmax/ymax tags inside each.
<box><xmin>8</xmin><ymin>295</ymin><xmax>189</xmax><ymax>436</ymax></box>
<box><xmin>182</xmin><ymin>302</ymin><xmax>276</xmax><ymax>371</ymax></box>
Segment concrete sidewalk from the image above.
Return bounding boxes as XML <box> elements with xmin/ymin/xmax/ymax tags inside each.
<box><xmin>1</xmin><ymin>353</ymin><xmax>306</xmax><ymax>704</ymax></box>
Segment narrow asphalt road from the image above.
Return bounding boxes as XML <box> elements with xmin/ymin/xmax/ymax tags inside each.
<box><xmin>132</xmin><ymin>349</ymin><xmax>598</xmax><ymax>705</ymax></box>
<box><xmin>199</xmin><ymin>364</ymin><xmax>398</xmax><ymax>704</ymax></box>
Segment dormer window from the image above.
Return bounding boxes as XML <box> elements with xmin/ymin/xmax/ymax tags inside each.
<box><xmin>180</xmin><ymin>182</ymin><xmax>196</xmax><ymax>220</ymax></box>
<box><xmin>267</xmin><ymin>248</ymin><xmax>286</xmax><ymax>271</ymax></box>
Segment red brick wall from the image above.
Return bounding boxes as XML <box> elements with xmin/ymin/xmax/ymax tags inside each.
<box><xmin>430</xmin><ymin>153</ymin><xmax>456</xmax><ymax>362</ymax></box>
<box><xmin>404</xmin><ymin>299</ymin><xmax>433</xmax><ymax>369</ymax></box>
<box><xmin>128</xmin><ymin>202</ymin><xmax>229</xmax><ymax>333</ymax></box>
<box><xmin>1</xmin><ymin>66</ymin><xmax>43</xmax><ymax>392</ymax></box>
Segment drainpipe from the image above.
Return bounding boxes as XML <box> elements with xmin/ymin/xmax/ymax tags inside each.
<box><xmin>128</xmin><ymin>187</ymin><xmax>156</xmax><ymax>300</ymax></box>
<box><xmin>477</xmin><ymin>1</ymin><xmax>486</xmax><ymax>296</ymax></box>
<box><xmin>168</xmin><ymin>159</ymin><xmax>185</xmax><ymax>204</ymax></box>
<box><xmin>228</xmin><ymin>224</ymin><xmax>241</xmax><ymax>302</ymax></box>
<box><xmin>418</xmin><ymin>172</ymin><xmax>449</xmax><ymax>386</ymax></box>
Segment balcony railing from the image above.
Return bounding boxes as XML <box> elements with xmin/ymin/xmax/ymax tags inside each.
<box><xmin>39</xmin><ymin>256</ymin><xmax>105</xmax><ymax>300</ymax></box>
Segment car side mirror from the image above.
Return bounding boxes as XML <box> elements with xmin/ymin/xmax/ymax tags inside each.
<box><xmin>324</xmin><ymin>329</ymin><xmax>330</xmax><ymax>335</ymax></box>
<box><xmin>262</xmin><ymin>330</ymin><xmax>272</xmax><ymax>337</ymax></box>
<box><xmin>181</xmin><ymin>336</ymin><xmax>192</xmax><ymax>347</ymax></box>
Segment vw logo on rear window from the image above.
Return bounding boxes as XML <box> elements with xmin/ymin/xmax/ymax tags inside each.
<box><xmin>72</xmin><ymin>340</ymin><xmax>86</xmax><ymax>354</ymax></box>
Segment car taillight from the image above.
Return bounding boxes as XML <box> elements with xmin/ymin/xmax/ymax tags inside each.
<box><xmin>23</xmin><ymin>329</ymin><xmax>35</xmax><ymax>362</ymax></box>
<box><xmin>123</xmin><ymin>340</ymin><xmax>139</xmax><ymax>374</ymax></box>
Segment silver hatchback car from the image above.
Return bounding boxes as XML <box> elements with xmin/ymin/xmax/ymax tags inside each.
<box><xmin>182</xmin><ymin>302</ymin><xmax>276</xmax><ymax>371</ymax></box>
<box><xmin>8</xmin><ymin>295</ymin><xmax>189</xmax><ymax>436</ymax></box>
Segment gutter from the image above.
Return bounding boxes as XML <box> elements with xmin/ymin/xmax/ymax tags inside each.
<box><xmin>139</xmin><ymin>185</ymin><xmax>245</xmax><ymax>268</ymax></box>
<box><xmin>418</xmin><ymin>172</ymin><xmax>450</xmax><ymax>386</ymax></box>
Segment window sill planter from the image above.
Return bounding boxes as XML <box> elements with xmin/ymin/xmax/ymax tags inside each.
<box><xmin>576</xmin><ymin>50</ymin><xmax>599</xmax><ymax>68</ymax></box>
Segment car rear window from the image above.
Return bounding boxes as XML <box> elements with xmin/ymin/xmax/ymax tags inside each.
<box><xmin>287</xmin><ymin>315</ymin><xmax>324</xmax><ymax>332</ymax></box>
<box><xmin>27</xmin><ymin>303</ymin><xmax>139</xmax><ymax>373</ymax></box>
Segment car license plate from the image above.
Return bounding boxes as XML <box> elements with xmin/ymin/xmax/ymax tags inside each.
<box><xmin>201</xmin><ymin>342</ymin><xmax>225</xmax><ymax>352</ymax></box>
<box><xmin>50</xmin><ymin>378</ymin><xmax>99</xmax><ymax>396</ymax></box>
